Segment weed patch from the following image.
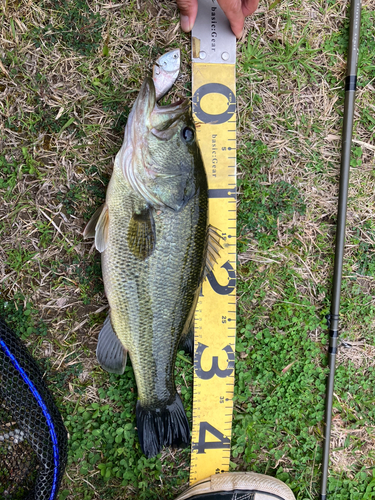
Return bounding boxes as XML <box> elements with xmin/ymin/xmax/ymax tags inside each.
<box><xmin>238</xmin><ymin>141</ymin><xmax>305</xmax><ymax>251</ymax></box>
<box><xmin>242</xmin><ymin>26</ymin><xmax>320</xmax><ymax>84</ymax></box>
<box><xmin>73</xmin><ymin>256</ymin><xmax>104</xmax><ymax>304</ymax></box>
<box><xmin>324</xmin><ymin>7</ymin><xmax>375</xmax><ymax>85</ymax></box>
<box><xmin>0</xmin><ymin>293</ymin><xmax>48</xmax><ymax>340</ymax></box>
<box><xmin>349</xmin><ymin>223</ymin><xmax>375</xmax><ymax>277</ymax></box>
<box><xmin>62</xmin><ymin>354</ymin><xmax>193</xmax><ymax>499</ymax></box>
<box><xmin>0</xmin><ymin>154</ymin><xmax>43</xmax><ymax>197</ymax></box>
<box><xmin>33</xmin><ymin>0</ymin><xmax>105</xmax><ymax>56</ymax></box>
<box><xmin>235</xmin><ymin>256</ymin><xmax>375</xmax><ymax>495</ymax></box>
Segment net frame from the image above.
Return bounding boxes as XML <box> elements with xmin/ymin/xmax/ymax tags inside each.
<box><xmin>0</xmin><ymin>317</ymin><xmax>68</xmax><ymax>500</ymax></box>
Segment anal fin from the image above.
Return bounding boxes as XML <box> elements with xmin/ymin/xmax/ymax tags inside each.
<box><xmin>96</xmin><ymin>316</ymin><xmax>127</xmax><ymax>375</ymax></box>
<box><xmin>179</xmin><ymin>325</ymin><xmax>194</xmax><ymax>356</ymax></box>
<box><xmin>179</xmin><ymin>287</ymin><xmax>200</xmax><ymax>356</ymax></box>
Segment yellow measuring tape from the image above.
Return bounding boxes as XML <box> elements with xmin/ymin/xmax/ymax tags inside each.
<box><xmin>190</xmin><ymin>0</ymin><xmax>237</xmax><ymax>485</ymax></box>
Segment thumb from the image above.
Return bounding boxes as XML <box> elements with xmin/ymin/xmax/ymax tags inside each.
<box><xmin>176</xmin><ymin>0</ymin><xmax>198</xmax><ymax>32</ymax></box>
<box><xmin>217</xmin><ymin>0</ymin><xmax>245</xmax><ymax>38</ymax></box>
<box><xmin>242</xmin><ymin>0</ymin><xmax>259</xmax><ymax>17</ymax></box>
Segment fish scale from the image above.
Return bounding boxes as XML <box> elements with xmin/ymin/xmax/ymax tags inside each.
<box><xmin>103</xmin><ymin>163</ymin><xmax>207</xmax><ymax>407</ymax></box>
<box><xmin>86</xmin><ymin>73</ymin><xmax>210</xmax><ymax>457</ymax></box>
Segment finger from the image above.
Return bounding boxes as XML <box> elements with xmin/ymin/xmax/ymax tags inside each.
<box><xmin>242</xmin><ymin>0</ymin><xmax>259</xmax><ymax>17</ymax></box>
<box><xmin>217</xmin><ymin>0</ymin><xmax>245</xmax><ymax>38</ymax></box>
<box><xmin>176</xmin><ymin>0</ymin><xmax>198</xmax><ymax>32</ymax></box>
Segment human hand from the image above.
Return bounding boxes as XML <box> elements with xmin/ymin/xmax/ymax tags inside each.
<box><xmin>176</xmin><ymin>0</ymin><xmax>259</xmax><ymax>38</ymax></box>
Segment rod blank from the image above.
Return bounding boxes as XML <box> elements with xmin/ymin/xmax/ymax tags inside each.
<box><xmin>320</xmin><ymin>1</ymin><xmax>361</xmax><ymax>498</ymax></box>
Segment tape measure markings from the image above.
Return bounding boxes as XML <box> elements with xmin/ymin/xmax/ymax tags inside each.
<box><xmin>190</xmin><ymin>1</ymin><xmax>236</xmax><ymax>483</ymax></box>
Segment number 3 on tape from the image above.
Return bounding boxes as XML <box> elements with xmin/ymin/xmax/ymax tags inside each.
<box><xmin>194</xmin><ymin>343</ymin><xmax>235</xmax><ymax>380</ymax></box>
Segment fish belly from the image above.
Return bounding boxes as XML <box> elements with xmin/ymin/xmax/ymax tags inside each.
<box><xmin>102</xmin><ymin>179</ymin><xmax>207</xmax><ymax>410</ymax></box>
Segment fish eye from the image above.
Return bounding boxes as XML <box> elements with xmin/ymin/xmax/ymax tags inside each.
<box><xmin>182</xmin><ymin>127</ymin><xmax>194</xmax><ymax>142</ymax></box>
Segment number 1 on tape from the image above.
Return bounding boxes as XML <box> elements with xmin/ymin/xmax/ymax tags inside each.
<box><xmin>190</xmin><ymin>0</ymin><xmax>237</xmax><ymax>485</ymax></box>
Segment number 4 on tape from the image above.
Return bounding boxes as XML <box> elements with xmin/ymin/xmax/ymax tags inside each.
<box><xmin>193</xmin><ymin>422</ymin><xmax>231</xmax><ymax>454</ymax></box>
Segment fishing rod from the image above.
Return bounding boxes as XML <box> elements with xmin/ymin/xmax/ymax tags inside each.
<box><xmin>320</xmin><ymin>0</ymin><xmax>361</xmax><ymax>498</ymax></box>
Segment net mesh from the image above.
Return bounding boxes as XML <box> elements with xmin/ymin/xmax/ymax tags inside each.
<box><xmin>0</xmin><ymin>317</ymin><xmax>68</xmax><ymax>500</ymax></box>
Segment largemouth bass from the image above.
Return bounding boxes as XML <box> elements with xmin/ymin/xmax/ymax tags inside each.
<box><xmin>84</xmin><ymin>51</ymin><xmax>218</xmax><ymax>458</ymax></box>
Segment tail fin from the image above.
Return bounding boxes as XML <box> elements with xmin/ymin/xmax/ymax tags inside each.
<box><xmin>136</xmin><ymin>393</ymin><xmax>190</xmax><ymax>458</ymax></box>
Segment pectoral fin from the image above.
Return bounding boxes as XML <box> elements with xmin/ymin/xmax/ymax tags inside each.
<box><xmin>96</xmin><ymin>316</ymin><xmax>127</xmax><ymax>375</ymax></box>
<box><xmin>127</xmin><ymin>207</ymin><xmax>156</xmax><ymax>260</ymax></box>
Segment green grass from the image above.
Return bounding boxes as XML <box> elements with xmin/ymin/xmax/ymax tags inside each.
<box><xmin>1</xmin><ymin>0</ymin><xmax>375</xmax><ymax>499</ymax></box>
<box><xmin>238</xmin><ymin>141</ymin><xmax>306</xmax><ymax>251</ymax></box>
<box><xmin>0</xmin><ymin>293</ymin><xmax>48</xmax><ymax>340</ymax></box>
<box><xmin>33</xmin><ymin>0</ymin><xmax>105</xmax><ymax>56</ymax></box>
<box><xmin>233</xmin><ymin>258</ymin><xmax>375</xmax><ymax>498</ymax></box>
<box><xmin>58</xmin><ymin>356</ymin><xmax>193</xmax><ymax>500</ymax></box>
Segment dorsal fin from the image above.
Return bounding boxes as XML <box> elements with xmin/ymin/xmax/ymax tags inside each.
<box><xmin>95</xmin><ymin>204</ymin><xmax>109</xmax><ymax>253</ymax></box>
<box><xmin>83</xmin><ymin>205</ymin><xmax>104</xmax><ymax>239</ymax></box>
<box><xmin>203</xmin><ymin>225</ymin><xmax>223</xmax><ymax>279</ymax></box>
<box><xmin>83</xmin><ymin>203</ymin><xmax>109</xmax><ymax>253</ymax></box>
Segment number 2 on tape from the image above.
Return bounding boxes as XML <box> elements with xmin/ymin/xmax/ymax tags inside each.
<box><xmin>207</xmin><ymin>261</ymin><xmax>236</xmax><ymax>295</ymax></box>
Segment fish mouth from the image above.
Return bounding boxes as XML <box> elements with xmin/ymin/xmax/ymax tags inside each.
<box><xmin>133</xmin><ymin>77</ymin><xmax>190</xmax><ymax>136</ymax></box>
<box><xmin>131</xmin><ymin>77</ymin><xmax>157</xmax><ymax>123</ymax></box>
<box><xmin>151</xmin><ymin>97</ymin><xmax>190</xmax><ymax>136</ymax></box>
<box><xmin>119</xmin><ymin>76</ymin><xmax>192</xmax><ymax>207</ymax></box>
